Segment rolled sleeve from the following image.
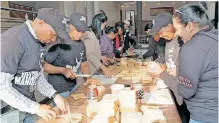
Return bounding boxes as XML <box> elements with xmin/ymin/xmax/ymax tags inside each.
<box><xmin>0</xmin><ymin>72</ymin><xmax>40</xmax><ymax>114</ymax></box>
<box><xmin>36</xmin><ymin>73</ymin><xmax>56</xmax><ymax>98</ymax></box>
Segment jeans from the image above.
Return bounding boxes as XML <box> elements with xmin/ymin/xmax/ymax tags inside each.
<box><xmin>190</xmin><ymin>119</ymin><xmax>202</xmax><ymax>123</ymax></box>
<box><xmin>0</xmin><ymin>108</ymin><xmax>38</xmax><ymax>123</ymax></box>
<box><xmin>170</xmin><ymin>90</ymin><xmax>190</xmax><ymax>123</ymax></box>
<box><xmin>52</xmin><ymin>84</ymin><xmax>80</xmax><ymax>106</ymax></box>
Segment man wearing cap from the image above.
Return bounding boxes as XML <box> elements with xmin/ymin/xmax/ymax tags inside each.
<box><xmin>44</xmin><ymin>13</ymin><xmax>102</xmax><ymax>100</ymax></box>
<box><xmin>146</xmin><ymin>13</ymin><xmax>189</xmax><ymax>123</ymax></box>
<box><xmin>0</xmin><ymin>8</ymin><xmax>70</xmax><ymax>123</ymax></box>
<box><xmin>123</xmin><ymin>20</ymin><xmax>136</xmax><ymax>53</ymax></box>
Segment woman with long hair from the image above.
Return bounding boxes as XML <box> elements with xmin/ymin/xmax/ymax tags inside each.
<box><xmin>113</xmin><ymin>22</ymin><xmax>125</xmax><ymax>58</ymax></box>
<box><xmin>82</xmin><ymin>12</ymin><xmax>112</xmax><ymax>77</ymax></box>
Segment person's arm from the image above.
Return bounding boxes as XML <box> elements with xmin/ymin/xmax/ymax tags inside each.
<box><xmin>160</xmin><ymin>71</ymin><xmax>178</xmax><ymax>93</ymax></box>
<box><xmin>155</xmin><ymin>44</ymin><xmax>165</xmax><ymax>63</ymax></box>
<box><xmin>44</xmin><ymin>44</ymin><xmax>65</xmax><ymax>74</ymax></box>
<box><xmin>177</xmin><ymin>44</ymin><xmax>206</xmax><ymax>99</ymax></box>
<box><xmin>0</xmin><ymin>72</ymin><xmax>40</xmax><ymax>114</ymax></box>
<box><xmin>100</xmin><ymin>35</ymin><xmax>109</xmax><ymax>57</ymax></box>
<box><xmin>81</xmin><ymin>62</ymin><xmax>90</xmax><ymax>75</ymax></box>
<box><xmin>36</xmin><ymin>73</ymin><xmax>57</xmax><ymax>98</ymax></box>
<box><xmin>44</xmin><ymin>62</ymin><xmax>65</xmax><ymax>74</ymax></box>
<box><xmin>44</xmin><ymin>44</ymin><xmax>76</xmax><ymax>79</ymax></box>
<box><xmin>143</xmin><ymin>37</ymin><xmax>156</xmax><ymax>59</ymax></box>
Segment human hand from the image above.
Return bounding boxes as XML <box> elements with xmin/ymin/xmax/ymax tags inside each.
<box><xmin>62</xmin><ymin>68</ymin><xmax>77</xmax><ymax>79</ymax></box>
<box><xmin>36</xmin><ymin>104</ymin><xmax>56</xmax><ymax>121</ymax></box>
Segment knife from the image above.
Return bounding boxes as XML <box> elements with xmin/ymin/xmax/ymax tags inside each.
<box><xmin>76</xmin><ymin>74</ymin><xmax>92</xmax><ymax>77</ymax></box>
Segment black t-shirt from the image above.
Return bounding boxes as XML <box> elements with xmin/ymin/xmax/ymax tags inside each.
<box><xmin>44</xmin><ymin>37</ymin><xmax>87</xmax><ymax>93</ymax></box>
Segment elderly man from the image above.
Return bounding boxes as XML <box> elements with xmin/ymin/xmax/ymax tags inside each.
<box><xmin>1</xmin><ymin>8</ymin><xmax>70</xmax><ymax>123</ymax></box>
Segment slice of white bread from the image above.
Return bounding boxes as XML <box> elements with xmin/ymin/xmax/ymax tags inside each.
<box><xmin>141</xmin><ymin>105</ymin><xmax>166</xmax><ymax>123</ymax></box>
<box><xmin>121</xmin><ymin>112</ymin><xmax>143</xmax><ymax>123</ymax></box>
<box><xmin>91</xmin><ymin>113</ymin><xmax>116</xmax><ymax>123</ymax></box>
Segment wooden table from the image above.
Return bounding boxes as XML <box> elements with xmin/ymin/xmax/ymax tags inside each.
<box><xmin>37</xmin><ymin>68</ymin><xmax>182</xmax><ymax>123</ymax></box>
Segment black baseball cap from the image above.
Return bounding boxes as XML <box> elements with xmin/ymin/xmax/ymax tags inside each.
<box><xmin>37</xmin><ymin>8</ymin><xmax>69</xmax><ymax>39</ymax></box>
<box><xmin>69</xmin><ymin>13</ymin><xmax>89</xmax><ymax>32</ymax></box>
<box><xmin>148</xmin><ymin>13</ymin><xmax>173</xmax><ymax>36</ymax></box>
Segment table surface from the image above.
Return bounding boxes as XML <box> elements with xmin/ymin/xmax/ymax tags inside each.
<box><xmin>37</xmin><ymin>65</ymin><xmax>182</xmax><ymax>123</ymax></box>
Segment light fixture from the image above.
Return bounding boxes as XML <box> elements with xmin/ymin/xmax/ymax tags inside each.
<box><xmin>126</xmin><ymin>4</ymin><xmax>129</xmax><ymax>8</ymax></box>
<box><xmin>172</xmin><ymin>1</ymin><xmax>176</xmax><ymax>4</ymax></box>
<box><xmin>143</xmin><ymin>3</ymin><xmax>147</xmax><ymax>7</ymax></box>
<box><xmin>156</xmin><ymin>2</ymin><xmax>161</xmax><ymax>5</ymax></box>
<box><xmin>121</xmin><ymin>5</ymin><xmax>125</xmax><ymax>8</ymax></box>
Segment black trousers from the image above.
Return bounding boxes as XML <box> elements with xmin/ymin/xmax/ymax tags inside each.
<box><xmin>170</xmin><ymin>90</ymin><xmax>190</xmax><ymax>123</ymax></box>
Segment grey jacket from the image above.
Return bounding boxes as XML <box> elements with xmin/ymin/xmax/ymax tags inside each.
<box><xmin>82</xmin><ymin>30</ymin><xmax>102</xmax><ymax>75</ymax></box>
<box><xmin>160</xmin><ymin>36</ymin><xmax>183</xmax><ymax>105</ymax></box>
<box><xmin>178</xmin><ymin>27</ymin><xmax>218</xmax><ymax>123</ymax></box>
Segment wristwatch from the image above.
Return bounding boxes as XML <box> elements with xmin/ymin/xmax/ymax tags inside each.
<box><xmin>51</xmin><ymin>92</ymin><xmax>58</xmax><ymax>100</ymax></box>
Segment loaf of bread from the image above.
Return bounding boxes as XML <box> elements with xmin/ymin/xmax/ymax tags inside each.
<box><xmin>141</xmin><ymin>105</ymin><xmax>166</xmax><ymax>123</ymax></box>
<box><xmin>61</xmin><ymin>113</ymin><xmax>83</xmax><ymax>123</ymax></box>
<box><xmin>90</xmin><ymin>113</ymin><xmax>116</xmax><ymax>123</ymax></box>
<box><xmin>119</xmin><ymin>88</ymin><xmax>136</xmax><ymax>108</ymax></box>
<box><xmin>86</xmin><ymin>101</ymin><xmax>99</xmax><ymax>117</ymax></box>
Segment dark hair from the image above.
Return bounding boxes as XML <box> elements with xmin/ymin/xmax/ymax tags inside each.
<box><xmin>105</xmin><ymin>26</ymin><xmax>118</xmax><ymax>34</ymax></box>
<box><xmin>115</xmin><ymin>21</ymin><xmax>125</xmax><ymax>31</ymax></box>
<box><xmin>89</xmin><ymin>12</ymin><xmax>108</xmax><ymax>39</ymax></box>
<box><xmin>174</xmin><ymin>1</ymin><xmax>210</xmax><ymax>27</ymax></box>
<box><xmin>144</xmin><ymin>23</ymin><xmax>153</xmax><ymax>31</ymax></box>
<box><xmin>98</xmin><ymin>10</ymin><xmax>106</xmax><ymax>15</ymax></box>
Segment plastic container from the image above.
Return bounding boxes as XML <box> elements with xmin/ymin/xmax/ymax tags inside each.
<box><xmin>110</xmin><ymin>84</ymin><xmax>125</xmax><ymax>94</ymax></box>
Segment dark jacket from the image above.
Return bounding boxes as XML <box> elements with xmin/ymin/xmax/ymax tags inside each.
<box><xmin>123</xmin><ymin>29</ymin><xmax>136</xmax><ymax>53</ymax></box>
<box><xmin>143</xmin><ymin>37</ymin><xmax>166</xmax><ymax>63</ymax></box>
<box><xmin>178</xmin><ymin>27</ymin><xmax>218</xmax><ymax>123</ymax></box>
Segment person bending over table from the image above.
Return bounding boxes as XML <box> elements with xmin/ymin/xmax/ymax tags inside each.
<box><xmin>100</xmin><ymin>26</ymin><xmax>118</xmax><ymax>66</ymax></box>
<box><xmin>1</xmin><ymin>8</ymin><xmax>69</xmax><ymax>123</ymax></box>
<box><xmin>148</xmin><ymin>2</ymin><xmax>218</xmax><ymax>123</ymax></box>
<box><xmin>44</xmin><ymin>13</ymin><xmax>102</xmax><ymax>101</ymax></box>
<box><xmin>146</xmin><ymin>13</ymin><xmax>189</xmax><ymax>123</ymax></box>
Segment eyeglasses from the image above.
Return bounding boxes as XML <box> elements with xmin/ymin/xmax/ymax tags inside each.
<box><xmin>175</xmin><ymin>9</ymin><xmax>193</xmax><ymax>21</ymax></box>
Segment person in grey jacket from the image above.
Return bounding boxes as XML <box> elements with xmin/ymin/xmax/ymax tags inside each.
<box><xmin>173</xmin><ymin>2</ymin><xmax>218</xmax><ymax>123</ymax></box>
<box><xmin>146</xmin><ymin>13</ymin><xmax>189</xmax><ymax>123</ymax></box>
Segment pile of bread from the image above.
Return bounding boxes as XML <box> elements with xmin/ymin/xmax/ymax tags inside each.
<box><xmin>116</xmin><ymin>65</ymin><xmax>154</xmax><ymax>86</ymax></box>
<box><xmin>86</xmin><ymin>87</ymin><xmax>166</xmax><ymax>123</ymax></box>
